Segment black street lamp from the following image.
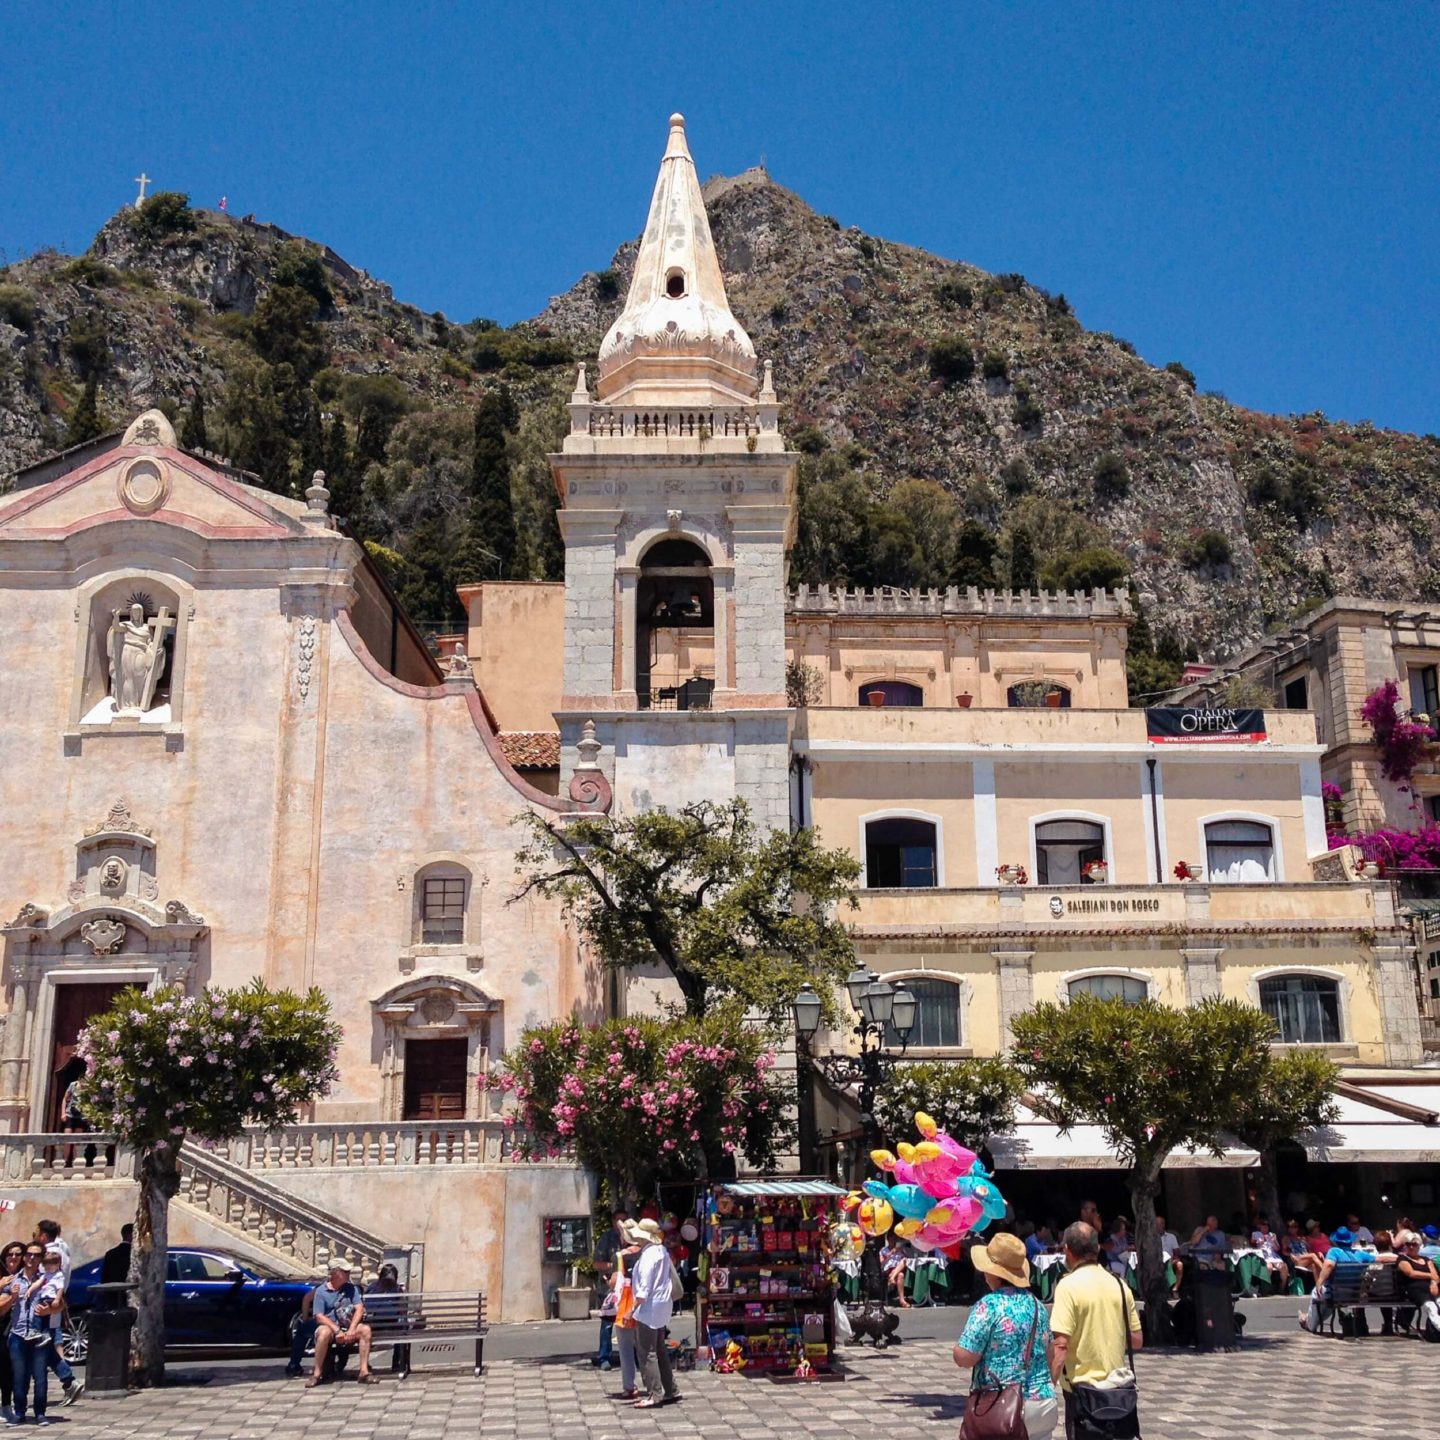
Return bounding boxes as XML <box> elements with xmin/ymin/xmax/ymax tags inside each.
<box><xmin>792</xmin><ymin>972</ymin><xmax>917</xmax><ymax>1163</ymax></box>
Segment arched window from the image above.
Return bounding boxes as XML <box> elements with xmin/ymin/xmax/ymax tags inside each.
<box><xmin>1259</xmin><ymin>974</ymin><xmax>1341</xmax><ymax>1044</ymax></box>
<box><xmin>1068</xmin><ymin>974</ymin><xmax>1148</xmax><ymax>1004</ymax></box>
<box><xmin>859</xmin><ymin>680</ymin><xmax>924</xmax><ymax>707</ymax></box>
<box><xmin>864</xmin><ymin>818</ymin><xmax>938</xmax><ymax>888</ymax></box>
<box><xmin>883</xmin><ymin>977</ymin><xmax>961</xmax><ymax>1048</ymax></box>
<box><xmin>1007</xmin><ymin>681</ymin><xmax>1071</xmax><ymax>708</ymax></box>
<box><xmin>413</xmin><ymin>862</ymin><xmax>471</xmax><ymax>945</ymax></box>
<box><xmin>637</xmin><ymin>538</ymin><xmax>714</xmax><ymax>710</ymax></box>
<box><xmin>1034</xmin><ymin>819</ymin><xmax>1105</xmax><ymax>885</ymax></box>
<box><xmin>1205</xmin><ymin>820</ymin><xmax>1275</xmax><ymax>883</ymax></box>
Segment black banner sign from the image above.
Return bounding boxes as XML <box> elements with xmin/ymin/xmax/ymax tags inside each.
<box><xmin>1145</xmin><ymin>707</ymin><xmax>1267</xmax><ymax>744</ymax></box>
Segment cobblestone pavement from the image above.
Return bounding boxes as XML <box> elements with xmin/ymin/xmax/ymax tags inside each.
<box><xmin>68</xmin><ymin>1327</ymin><xmax>1440</xmax><ymax>1440</ymax></box>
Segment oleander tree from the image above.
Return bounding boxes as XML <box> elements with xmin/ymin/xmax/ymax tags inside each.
<box><xmin>487</xmin><ymin>1009</ymin><xmax>787</xmax><ymax>1205</ymax></box>
<box><xmin>873</xmin><ymin>1058</ymin><xmax>1024</xmax><ymax>1153</ymax></box>
<box><xmin>512</xmin><ymin>798</ymin><xmax>860</xmax><ymax>1026</ymax></box>
<box><xmin>75</xmin><ymin>981</ymin><xmax>340</xmax><ymax>1387</ymax></box>
<box><xmin>1010</xmin><ymin>994</ymin><xmax>1279</xmax><ymax>1340</ymax></box>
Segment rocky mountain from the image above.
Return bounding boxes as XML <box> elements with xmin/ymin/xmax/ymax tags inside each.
<box><xmin>3</xmin><ymin>177</ymin><xmax>1437</xmax><ymax>658</ymax></box>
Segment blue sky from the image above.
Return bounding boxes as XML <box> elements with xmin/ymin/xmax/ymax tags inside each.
<box><xmin>3</xmin><ymin>1</ymin><xmax>1436</xmax><ymax>432</ymax></box>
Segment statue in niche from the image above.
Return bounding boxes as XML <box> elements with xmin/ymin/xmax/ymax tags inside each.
<box><xmin>107</xmin><ymin>602</ymin><xmax>174</xmax><ymax>714</ymax></box>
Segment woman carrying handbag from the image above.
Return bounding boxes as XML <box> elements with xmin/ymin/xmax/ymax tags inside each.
<box><xmin>953</xmin><ymin>1233</ymin><xmax>1059</xmax><ymax>1439</ymax></box>
<box><xmin>609</xmin><ymin>1228</ymin><xmax>644</xmax><ymax>1400</ymax></box>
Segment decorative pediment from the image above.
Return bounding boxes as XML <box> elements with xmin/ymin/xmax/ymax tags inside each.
<box><xmin>373</xmin><ymin>974</ymin><xmax>497</xmax><ymax>1030</ymax></box>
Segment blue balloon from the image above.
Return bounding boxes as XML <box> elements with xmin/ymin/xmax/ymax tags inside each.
<box><xmin>863</xmin><ymin>1179</ymin><xmax>892</xmax><ymax>1201</ymax></box>
<box><xmin>887</xmin><ymin>1184</ymin><xmax>934</xmax><ymax>1219</ymax></box>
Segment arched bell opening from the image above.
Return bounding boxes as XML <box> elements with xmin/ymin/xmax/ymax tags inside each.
<box><xmin>636</xmin><ymin>538</ymin><xmax>715</xmax><ymax>710</ymax></box>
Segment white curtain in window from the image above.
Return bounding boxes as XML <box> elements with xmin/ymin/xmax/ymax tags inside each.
<box><xmin>1205</xmin><ymin>821</ymin><xmax>1274</xmax><ymax>883</ymax></box>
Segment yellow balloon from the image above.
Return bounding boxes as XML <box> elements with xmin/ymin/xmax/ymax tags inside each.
<box><xmin>895</xmin><ymin>1142</ymin><xmax>917</xmax><ymax>1163</ymax></box>
<box><xmin>914</xmin><ymin>1110</ymin><xmax>939</xmax><ymax>1139</ymax></box>
<box><xmin>858</xmin><ymin>1197</ymin><xmax>894</xmax><ymax>1237</ymax></box>
<box><xmin>870</xmin><ymin>1148</ymin><xmax>896</xmax><ymax>1171</ymax></box>
<box><xmin>927</xmin><ymin>1205</ymin><xmax>953</xmax><ymax>1226</ymax></box>
<box><xmin>912</xmin><ymin>1141</ymin><xmax>942</xmax><ymax>1162</ymax></box>
<box><xmin>893</xmin><ymin>1217</ymin><xmax>922</xmax><ymax>1238</ymax></box>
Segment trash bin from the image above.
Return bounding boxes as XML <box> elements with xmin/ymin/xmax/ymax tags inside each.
<box><xmin>1192</xmin><ymin>1267</ymin><xmax>1237</xmax><ymax>1351</ymax></box>
<box><xmin>86</xmin><ymin>1284</ymin><xmax>137</xmax><ymax>1395</ymax></box>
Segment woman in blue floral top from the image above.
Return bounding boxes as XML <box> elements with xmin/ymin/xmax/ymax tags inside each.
<box><xmin>953</xmin><ymin>1232</ymin><xmax>1058</xmax><ymax>1438</ymax></box>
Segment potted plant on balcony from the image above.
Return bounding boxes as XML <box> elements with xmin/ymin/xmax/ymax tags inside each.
<box><xmin>866</xmin><ymin>690</ymin><xmax>886</xmax><ymax>707</ymax></box>
<box><xmin>1173</xmin><ymin>860</ymin><xmax>1202</xmax><ymax>882</ymax></box>
<box><xmin>1081</xmin><ymin>859</ymin><xmax>1109</xmax><ymax>884</ymax></box>
<box><xmin>1044</xmin><ymin>689</ymin><xmax>1065</xmax><ymax>708</ymax></box>
<box><xmin>996</xmin><ymin>864</ymin><xmax>1029</xmax><ymax>885</ymax></box>
<box><xmin>955</xmin><ymin>692</ymin><xmax>973</xmax><ymax>708</ymax></box>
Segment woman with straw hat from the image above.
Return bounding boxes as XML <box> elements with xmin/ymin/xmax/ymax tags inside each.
<box><xmin>952</xmin><ymin>1232</ymin><xmax>1058</xmax><ymax>1439</ymax></box>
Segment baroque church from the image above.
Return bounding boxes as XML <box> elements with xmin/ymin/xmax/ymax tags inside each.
<box><xmin>1</xmin><ymin>115</ymin><xmax>1433</xmax><ymax>1319</ymax></box>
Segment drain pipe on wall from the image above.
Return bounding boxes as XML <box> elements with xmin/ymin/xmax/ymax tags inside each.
<box><xmin>1146</xmin><ymin>757</ymin><xmax>1163</xmax><ymax>882</ymax></box>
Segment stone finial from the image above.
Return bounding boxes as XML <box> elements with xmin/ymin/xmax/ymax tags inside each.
<box><xmin>570</xmin><ymin>363</ymin><xmax>590</xmax><ymax>403</ymax></box>
<box><xmin>575</xmin><ymin>718</ymin><xmax>602</xmax><ymax>770</ymax></box>
<box><xmin>306</xmin><ymin>470</ymin><xmax>331</xmax><ymax>514</ymax></box>
<box><xmin>665</xmin><ymin>508</ymin><xmax>683</xmax><ymax>534</ymax></box>
<box><xmin>759</xmin><ymin>360</ymin><xmax>777</xmax><ymax>403</ymax></box>
<box><xmin>122</xmin><ymin>408</ymin><xmax>177</xmax><ymax>448</ymax></box>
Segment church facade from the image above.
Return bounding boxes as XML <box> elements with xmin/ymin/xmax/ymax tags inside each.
<box><xmin>1</xmin><ymin>115</ymin><xmax>1433</xmax><ymax>1311</ymax></box>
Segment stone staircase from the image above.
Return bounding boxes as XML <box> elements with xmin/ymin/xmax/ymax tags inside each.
<box><xmin>176</xmin><ymin>1141</ymin><xmax>388</xmax><ymax>1277</ymax></box>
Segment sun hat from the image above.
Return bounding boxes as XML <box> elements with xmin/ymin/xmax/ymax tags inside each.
<box><xmin>1330</xmin><ymin>1227</ymin><xmax>1355</xmax><ymax>1245</ymax></box>
<box><xmin>1423</xmin><ymin>1225</ymin><xmax>1439</xmax><ymax>1240</ymax></box>
<box><xmin>970</xmin><ymin>1232</ymin><xmax>1031</xmax><ymax>1288</ymax></box>
<box><xmin>328</xmin><ymin>1254</ymin><xmax>355</xmax><ymax>1273</ymax></box>
<box><xmin>630</xmin><ymin>1218</ymin><xmax>665</xmax><ymax>1245</ymax></box>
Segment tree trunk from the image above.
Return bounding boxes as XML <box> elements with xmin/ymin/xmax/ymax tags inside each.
<box><xmin>1252</xmin><ymin>1144</ymin><xmax>1282</xmax><ymax>1233</ymax></box>
<box><xmin>1128</xmin><ymin>1160</ymin><xmax>1174</xmax><ymax>1344</ymax></box>
<box><xmin>129</xmin><ymin>1143</ymin><xmax>181</xmax><ymax>1387</ymax></box>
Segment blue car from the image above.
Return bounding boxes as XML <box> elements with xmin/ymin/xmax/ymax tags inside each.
<box><xmin>67</xmin><ymin>1247</ymin><xmax>314</xmax><ymax>1353</ymax></box>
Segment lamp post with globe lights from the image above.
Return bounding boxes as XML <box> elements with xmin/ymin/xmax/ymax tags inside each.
<box><xmin>793</xmin><ymin>967</ymin><xmax>917</xmax><ymax>1158</ymax></box>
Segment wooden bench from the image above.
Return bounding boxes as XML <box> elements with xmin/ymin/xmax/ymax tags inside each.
<box><xmin>330</xmin><ymin>1291</ymin><xmax>489</xmax><ymax>1377</ymax></box>
<box><xmin>1321</xmin><ymin>1262</ymin><xmax>1406</xmax><ymax>1336</ymax></box>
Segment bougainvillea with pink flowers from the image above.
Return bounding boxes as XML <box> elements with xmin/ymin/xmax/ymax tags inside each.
<box><xmin>1360</xmin><ymin>679</ymin><xmax>1436</xmax><ymax>788</ymax></box>
<box><xmin>486</xmin><ymin>1010</ymin><xmax>787</xmax><ymax>1205</ymax></box>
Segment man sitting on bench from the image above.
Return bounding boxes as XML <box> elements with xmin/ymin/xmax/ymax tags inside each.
<box><xmin>308</xmin><ymin>1258</ymin><xmax>376</xmax><ymax>1386</ymax></box>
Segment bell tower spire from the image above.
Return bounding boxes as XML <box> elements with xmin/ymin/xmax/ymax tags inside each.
<box><xmin>597</xmin><ymin>113</ymin><xmax>757</xmax><ymax>408</ymax></box>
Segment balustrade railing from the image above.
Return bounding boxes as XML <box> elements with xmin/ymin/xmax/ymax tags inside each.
<box><xmin>585</xmin><ymin>407</ymin><xmax>760</xmax><ymax>439</ymax></box>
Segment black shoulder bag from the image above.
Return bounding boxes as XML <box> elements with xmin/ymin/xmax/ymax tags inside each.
<box><xmin>1071</xmin><ymin>1272</ymin><xmax>1140</xmax><ymax>1439</ymax></box>
<box><xmin>960</xmin><ymin>1296</ymin><xmax>1041</xmax><ymax>1440</ymax></box>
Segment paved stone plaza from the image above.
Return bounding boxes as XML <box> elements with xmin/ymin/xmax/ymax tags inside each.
<box><xmin>71</xmin><ymin>1328</ymin><xmax>1440</xmax><ymax>1440</ymax></box>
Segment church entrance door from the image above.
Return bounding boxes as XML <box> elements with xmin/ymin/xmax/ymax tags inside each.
<box><xmin>402</xmin><ymin>1037</ymin><xmax>468</xmax><ymax>1121</ymax></box>
<box><xmin>46</xmin><ymin>982</ymin><xmax>129</xmax><ymax>1130</ymax></box>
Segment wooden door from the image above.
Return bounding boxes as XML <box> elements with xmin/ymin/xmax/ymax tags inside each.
<box><xmin>46</xmin><ymin>982</ymin><xmax>129</xmax><ymax>1129</ymax></box>
<box><xmin>402</xmin><ymin>1038</ymin><xmax>468</xmax><ymax>1121</ymax></box>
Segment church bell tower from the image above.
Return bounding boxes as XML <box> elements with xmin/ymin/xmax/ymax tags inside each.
<box><xmin>551</xmin><ymin>114</ymin><xmax>797</xmax><ymax>828</ymax></box>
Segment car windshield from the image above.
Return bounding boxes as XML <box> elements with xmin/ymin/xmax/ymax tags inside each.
<box><xmin>229</xmin><ymin>1254</ymin><xmax>288</xmax><ymax>1279</ymax></box>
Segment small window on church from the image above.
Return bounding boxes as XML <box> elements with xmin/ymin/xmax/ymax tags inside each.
<box><xmin>666</xmin><ymin>269</ymin><xmax>686</xmax><ymax>298</ymax></box>
<box><xmin>421</xmin><ymin>877</ymin><xmax>466</xmax><ymax>944</ymax></box>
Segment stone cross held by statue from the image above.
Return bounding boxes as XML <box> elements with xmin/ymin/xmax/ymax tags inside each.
<box><xmin>134</xmin><ymin>173</ymin><xmax>151</xmax><ymax>207</ymax></box>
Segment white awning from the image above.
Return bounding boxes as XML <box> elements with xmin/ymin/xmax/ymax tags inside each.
<box><xmin>1301</xmin><ymin>1086</ymin><xmax>1440</xmax><ymax>1164</ymax></box>
<box><xmin>989</xmin><ymin>1105</ymin><xmax>1258</xmax><ymax>1172</ymax></box>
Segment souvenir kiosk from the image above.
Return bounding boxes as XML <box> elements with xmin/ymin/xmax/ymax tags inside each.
<box><xmin>698</xmin><ymin>1179</ymin><xmax>850</xmax><ymax>1377</ymax></box>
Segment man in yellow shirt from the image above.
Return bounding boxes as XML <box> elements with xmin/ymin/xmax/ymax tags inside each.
<box><xmin>1050</xmin><ymin>1222</ymin><xmax>1143</xmax><ymax>1439</ymax></box>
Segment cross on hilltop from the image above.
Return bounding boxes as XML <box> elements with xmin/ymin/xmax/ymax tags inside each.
<box><xmin>134</xmin><ymin>173</ymin><xmax>151</xmax><ymax>207</ymax></box>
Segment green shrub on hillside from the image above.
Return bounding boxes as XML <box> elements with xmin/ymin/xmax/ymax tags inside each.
<box><xmin>1164</xmin><ymin>360</ymin><xmax>1197</xmax><ymax>390</ymax></box>
<box><xmin>272</xmin><ymin>241</ymin><xmax>333</xmax><ymax>309</ymax></box>
<box><xmin>130</xmin><ymin>191</ymin><xmax>197</xmax><ymax>242</ymax></box>
<box><xmin>982</xmin><ymin>350</ymin><xmax>1010</xmax><ymax>381</ymax></box>
<box><xmin>1093</xmin><ymin>450</ymin><xmax>1130</xmax><ymax>502</ymax></box>
<box><xmin>595</xmin><ymin>269</ymin><xmax>621</xmax><ymax>302</ymax></box>
<box><xmin>999</xmin><ymin>457</ymin><xmax>1031</xmax><ymax>497</ymax></box>
<box><xmin>58</xmin><ymin>256</ymin><xmax>118</xmax><ymax>287</ymax></box>
<box><xmin>929</xmin><ymin>337</ymin><xmax>976</xmax><ymax>383</ymax></box>
<box><xmin>1040</xmin><ymin>546</ymin><xmax>1128</xmax><ymax>593</ymax></box>
<box><xmin>0</xmin><ymin>284</ymin><xmax>37</xmax><ymax>331</ymax></box>
<box><xmin>473</xmin><ymin>328</ymin><xmax>574</xmax><ymax>372</ymax></box>
<box><xmin>937</xmin><ymin>277</ymin><xmax>973</xmax><ymax>309</ymax></box>
<box><xmin>1012</xmin><ymin>388</ymin><xmax>1043</xmax><ymax>431</ymax></box>
<box><xmin>1183</xmin><ymin>529</ymin><xmax>1233</xmax><ymax>569</ymax></box>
